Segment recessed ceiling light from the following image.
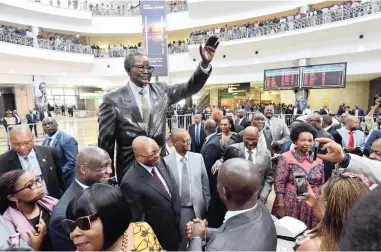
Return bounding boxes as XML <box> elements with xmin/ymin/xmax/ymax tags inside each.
<box><xmin>255</xmin><ymin>60</ymin><xmax>260</xmax><ymax>64</ymax></box>
<box><xmin>9</xmin><ymin>70</ymin><xmax>15</xmax><ymax>74</ymax></box>
<box><xmin>62</xmin><ymin>72</ymin><xmax>67</xmax><ymax>76</ymax></box>
<box><xmin>358</xmin><ymin>46</ymin><xmax>365</xmax><ymax>52</ymax></box>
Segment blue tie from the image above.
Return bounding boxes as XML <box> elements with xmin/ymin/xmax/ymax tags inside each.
<box><xmin>196</xmin><ymin>124</ymin><xmax>200</xmax><ymax>145</ymax></box>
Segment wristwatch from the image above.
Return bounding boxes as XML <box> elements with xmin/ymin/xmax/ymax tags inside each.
<box><xmin>338</xmin><ymin>153</ymin><xmax>351</xmax><ymax>168</ymax></box>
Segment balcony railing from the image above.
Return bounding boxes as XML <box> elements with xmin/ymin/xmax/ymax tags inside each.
<box><xmin>37</xmin><ymin>39</ymin><xmax>94</xmax><ymax>54</ymax></box>
<box><xmin>190</xmin><ymin>1</ymin><xmax>381</xmax><ymax>44</ymax></box>
<box><xmin>26</xmin><ymin>0</ymin><xmax>188</xmax><ymax>15</ymax></box>
<box><xmin>0</xmin><ymin>31</ymin><xmax>34</xmax><ymax>47</ymax></box>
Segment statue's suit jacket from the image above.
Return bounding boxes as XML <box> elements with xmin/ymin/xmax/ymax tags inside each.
<box><xmin>98</xmin><ymin>65</ymin><xmax>211</xmax><ymax>181</ymax></box>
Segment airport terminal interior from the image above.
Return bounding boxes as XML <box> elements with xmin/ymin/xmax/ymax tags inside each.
<box><xmin>0</xmin><ymin>0</ymin><xmax>381</xmax><ymax>251</ymax></box>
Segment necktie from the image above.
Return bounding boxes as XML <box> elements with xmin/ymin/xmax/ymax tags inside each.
<box><xmin>24</xmin><ymin>156</ymin><xmax>36</xmax><ymax>173</ymax></box>
<box><xmin>195</xmin><ymin>124</ymin><xmax>200</xmax><ymax>145</ymax></box>
<box><xmin>139</xmin><ymin>89</ymin><xmax>150</xmax><ymax>125</ymax></box>
<box><xmin>267</xmin><ymin>119</ymin><xmax>271</xmax><ymax>127</ymax></box>
<box><xmin>348</xmin><ymin>131</ymin><xmax>355</xmax><ymax>148</ymax></box>
<box><xmin>258</xmin><ymin>131</ymin><xmax>264</xmax><ymax>149</ymax></box>
<box><xmin>248</xmin><ymin>150</ymin><xmax>253</xmax><ymax>162</ymax></box>
<box><xmin>180</xmin><ymin>157</ymin><xmax>191</xmax><ymax>206</ymax></box>
<box><xmin>46</xmin><ymin>138</ymin><xmax>52</xmax><ymax>146</ymax></box>
<box><xmin>151</xmin><ymin>167</ymin><xmax>168</xmax><ymax>194</ymax></box>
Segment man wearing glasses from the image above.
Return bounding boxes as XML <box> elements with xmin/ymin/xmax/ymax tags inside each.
<box><xmin>0</xmin><ymin>126</ymin><xmax>65</xmax><ymax>199</ymax></box>
<box><xmin>98</xmin><ymin>36</ymin><xmax>220</xmax><ymax>182</ymax></box>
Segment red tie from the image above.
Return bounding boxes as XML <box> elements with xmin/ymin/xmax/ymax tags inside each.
<box><xmin>151</xmin><ymin>167</ymin><xmax>168</xmax><ymax>194</ymax></box>
<box><xmin>348</xmin><ymin>131</ymin><xmax>355</xmax><ymax>149</ymax></box>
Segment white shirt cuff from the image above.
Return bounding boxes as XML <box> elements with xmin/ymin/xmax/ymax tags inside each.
<box><xmin>199</xmin><ymin>62</ymin><xmax>212</xmax><ymax>74</ymax></box>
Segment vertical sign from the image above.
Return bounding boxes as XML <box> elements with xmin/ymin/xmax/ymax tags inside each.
<box><xmin>141</xmin><ymin>0</ymin><xmax>168</xmax><ymax>76</ymax></box>
<box><xmin>33</xmin><ymin>75</ymin><xmax>47</xmax><ymax>121</ymax></box>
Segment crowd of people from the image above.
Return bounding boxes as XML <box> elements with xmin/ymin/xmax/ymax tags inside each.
<box><xmin>0</xmin><ymin>97</ymin><xmax>380</xmax><ymax>250</ymax></box>
<box><xmin>32</xmin><ymin>0</ymin><xmax>188</xmax><ymax>15</ymax></box>
<box><xmin>189</xmin><ymin>0</ymin><xmax>381</xmax><ymax>44</ymax></box>
<box><xmin>0</xmin><ymin>25</ymin><xmax>34</xmax><ymax>47</ymax></box>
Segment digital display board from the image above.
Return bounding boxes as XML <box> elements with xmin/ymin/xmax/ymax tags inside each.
<box><xmin>301</xmin><ymin>63</ymin><xmax>346</xmax><ymax>88</ymax></box>
<box><xmin>264</xmin><ymin>67</ymin><xmax>300</xmax><ymax>90</ymax></box>
<box><xmin>228</xmin><ymin>82</ymin><xmax>250</xmax><ymax>93</ymax></box>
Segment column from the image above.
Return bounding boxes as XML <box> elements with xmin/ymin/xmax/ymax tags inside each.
<box><xmin>31</xmin><ymin>26</ymin><xmax>40</xmax><ymax>48</ymax></box>
<box><xmin>295</xmin><ymin>58</ymin><xmax>310</xmax><ymax>113</ymax></box>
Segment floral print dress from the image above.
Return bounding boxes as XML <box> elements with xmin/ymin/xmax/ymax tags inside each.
<box><xmin>272</xmin><ymin>150</ymin><xmax>324</xmax><ymax>229</ymax></box>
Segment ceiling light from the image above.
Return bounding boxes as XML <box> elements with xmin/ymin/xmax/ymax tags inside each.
<box><xmin>62</xmin><ymin>72</ymin><xmax>67</xmax><ymax>76</ymax></box>
<box><xmin>76</xmin><ymin>34</ymin><xmax>80</xmax><ymax>38</ymax></box>
<box><xmin>9</xmin><ymin>70</ymin><xmax>15</xmax><ymax>74</ymax></box>
<box><xmin>255</xmin><ymin>60</ymin><xmax>260</xmax><ymax>64</ymax></box>
<box><xmin>358</xmin><ymin>46</ymin><xmax>365</xmax><ymax>52</ymax></box>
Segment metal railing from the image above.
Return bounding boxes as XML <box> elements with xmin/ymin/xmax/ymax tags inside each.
<box><xmin>189</xmin><ymin>1</ymin><xmax>381</xmax><ymax>44</ymax></box>
<box><xmin>168</xmin><ymin>44</ymin><xmax>189</xmax><ymax>54</ymax></box>
<box><xmin>0</xmin><ymin>31</ymin><xmax>34</xmax><ymax>47</ymax></box>
<box><xmin>27</xmin><ymin>0</ymin><xmax>188</xmax><ymax>15</ymax></box>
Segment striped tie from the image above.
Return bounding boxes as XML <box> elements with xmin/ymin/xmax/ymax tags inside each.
<box><xmin>24</xmin><ymin>156</ymin><xmax>36</xmax><ymax>173</ymax></box>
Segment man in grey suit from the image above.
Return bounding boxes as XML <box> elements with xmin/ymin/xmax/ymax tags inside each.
<box><xmin>186</xmin><ymin>158</ymin><xmax>277</xmax><ymax>251</ymax></box>
<box><xmin>98</xmin><ymin>36</ymin><xmax>219</xmax><ymax>181</ymax></box>
<box><xmin>264</xmin><ymin>105</ymin><xmax>290</xmax><ymax>153</ymax></box>
<box><xmin>164</xmin><ymin>129</ymin><xmax>211</xmax><ymax>250</ymax></box>
<box><xmin>230</xmin><ymin>126</ymin><xmax>274</xmax><ymax>203</ymax></box>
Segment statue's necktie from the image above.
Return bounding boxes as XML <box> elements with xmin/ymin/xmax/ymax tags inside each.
<box><xmin>139</xmin><ymin>89</ymin><xmax>150</xmax><ymax>125</ymax></box>
<box><xmin>181</xmin><ymin>157</ymin><xmax>191</xmax><ymax>206</ymax></box>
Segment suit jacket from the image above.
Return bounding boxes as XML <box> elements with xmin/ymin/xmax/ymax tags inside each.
<box><xmin>319</xmin><ymin>108</ymin><xmax>330</xmax><ymax>115</ymax></box>
<box><xmin>238</xmin><ymin>128</ymin><xmax>273</xmax><ymax>153</ymax></box>
<box><xmin>49</xmin><ymin>180</ymin><xmax>83</xmax><ymax>251</ymax></box>
<box><xmin>327</xmin><ymin>126</ymin><xmax>343</xmax><ymax>146</ymax></box>
<box><xmin>238</xmin><ymin>117</ymin><xmax>251</xmax><ymax>128</ymax></box>
<box><xmin>120</xmin><ymin>159</ymin><xmax>181</xmax><ymax>251</ymax></box>
<box><xmin>188</xmin><ymin>123</ymin><xmax>206</xmax><ymax>151</ymax></box>
<box><xmin>189</xmin><ymin>202</ymin><xmax>277</xmax><ymax>251</ymax></box>
<box><xmin>337</xmin><ymin>127</ymin><xmax>366</xmax><ymax>150</ymax></box>
<box><xmin>352</xmin><ymin>109</ymin><xmax>365</xmax><ymax>117</ymax></box>
<box><xmin>164</xmin><ymin>152</ymin><xmax>211</xmax><ymax>219</ymax></box>
<box><xmin>267</xmin><ymin>117</ymin><xmax>290</xmax><ymax>148</ymax></box>
<box><xmin>229</xmin><ymin>143</ymin><xmax>273</xmax><ymax>200</ymax></box>
<box><xmin>0</xmin><ymin>146</ymin><xmax>65</xmax><ymax>199</ymax></box>
<box><xmin>26</xmin><ymin>114</ymin><xmax>37</xmax><ymax>124</ymax></box>
<box><xmin>12</xmin><ymin>114</ymin><xmax>21</xmax><ymax>124</ymax></box>
<box><xmin>98</xmin><ymin>65</ymin><xmax>211</xmax><ymax>181</ymax></box>
<box><xmin>42</xmin><ymin>131</ymin><xmax>78</xmax><ymax>188</ymax></box>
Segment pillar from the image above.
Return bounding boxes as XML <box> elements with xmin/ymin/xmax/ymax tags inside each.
<box><xmin>31</xmin><ymin>26</ymin><xmax>40</xmax><ymax>48</ymax></box>
<box><xmin>295</xmin><ymin>58</ymin><xmax>310</xmax><ymax>112</ymax></box>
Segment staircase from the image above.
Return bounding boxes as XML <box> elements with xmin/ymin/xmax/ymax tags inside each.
<box><xmin>197</xmin><ymin>90</ymin><xmax>210</xmax><ymax>108</ymax></box>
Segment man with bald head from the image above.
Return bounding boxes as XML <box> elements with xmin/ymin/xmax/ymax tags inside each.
<box><xmin>121</xmin><ymin>136</ymin><xmax>181</xmax><ymax>251</ymax></box>
<box><xmin>42</xmin><ymin>117</ymin><xmax>78</xmax><ymax>187</ymax></box>
<box><xmin>49</xmin><ymin>146</ymin><xmax>112</xmax><ymax>250</ymax></box>
<box><xmin>0</xmin><ymin>125</ymin><xmax>65</xmax><ymax>199</ymax></box>
<box><xmin>337</xmin><ymin>115</ymin><xmax>366</xmax><ymax>154</ymax></box>
<box><xmin>228</xmin><ymin>126</ymin><xmax>273</xmax><ymax>202</ymax></box>
<box><xmin>264</xmin><ymin>105</ymin><xmax>290</xmax><ymax>152</ymax></box>
<box><xmin>164</xmin><ymin>128</ymin><xmax>210</xmax><ymax>250</ymax></box>
<box><xmin>187</xmin><ymin>158</ymin><xmax>277</xmax><ymax>251</ymax></box>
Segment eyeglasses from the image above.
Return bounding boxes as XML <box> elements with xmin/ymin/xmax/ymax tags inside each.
<box><xmin>61</xmin><ymin>213</ymin><xmax>98</xmax><ymax>233</ymax></box>
<box><xmin>12</xmin><ymin>175</ymin><xmax>43</xmax><ymax>194</ymax></box>
<box><xmin>132</xmin><ymin>65</ymin><xmax>155</xmax><ymax>73</ymax></box>
<box><xmin>135</xmin><ymin>146</ymin><xmax>163</xmax><ymax>159</ymax></box>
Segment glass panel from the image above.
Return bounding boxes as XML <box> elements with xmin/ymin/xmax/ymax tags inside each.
<box><xmin>64</xmin><ymin>89</ymin><xmax>76</xmax><ymax>95</ymax></box>
<box><xmin>51</xmin><ymin>88</ymin><xmax>64</xmax><ymax>95</ymax></box>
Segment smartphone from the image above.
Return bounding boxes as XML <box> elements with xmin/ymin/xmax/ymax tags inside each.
<box><xmin>294</xmin><ymin>173</ymin><xmax>307</xmax><ymax>196</ymax></box>
<box><xmin>313</xmin><ymin>142</ymin><xmax>324</xmax><ymax>161</ymax></box>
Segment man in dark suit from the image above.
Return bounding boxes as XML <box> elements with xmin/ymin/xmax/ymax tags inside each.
<box><xmin>320</xmin><ymin>105</ymin><xmax>330</xmax><ymax>115</ymax></box>
<box><xmin>120</xmin><ymin>136</ymin><xmax>181</xmax><ymax>251</ymax></box>
<box><xmin>187</xmin><ymin>158</ymin><xmax>277</xmax><ymax>251</ymax></box>
<box><xmin>26</xmin><ymin>110</ymin><xmax>38</xmax><ymax>137</ymax></box>
<box><xmin>49</xmin><ymin>146</ymin><xmax>113</xmax><ymax>251</ymax></box>
<box><xmin>352</xmin><ymin>105</ymin><xmax>365</xmax><ymax>117</ymax></box>
<box><xmin>0</xmin><ymin>126</ymin><xmax>65</xmax><ymax>199</ymax></box>
<box><xmin>225</xmin><ymin>110</ymin><xmax>244</xmax><ymax>133</ymax></box>
<box><xmin>188</xmin><ymin>114</ymin><xmax>206</xmax><ymax>153</ymax></box>
<box><xmin>236</xmin><ymin>109</ymin><xmax>251</xmax><ymax>128</ymax></box>
<box><xmin>98</xmin><ymin>36</ymin><xmax>219</xmax><ymax>181</ymax></box>
<box><xmin>42</xmin><ymin>118</ymin><xmax>78</xmax><ymax>188</ymax></box>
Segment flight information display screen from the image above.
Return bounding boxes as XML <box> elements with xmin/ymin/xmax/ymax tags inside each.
<box><xmin>264</xmin><ymin>67</ymin><xmax>300</xmax><ymax>90</ymax></box>
<box><xmin>301</xmin><ymin>63</ymin><xmax>346</xmax><ymax>88</ymax></box>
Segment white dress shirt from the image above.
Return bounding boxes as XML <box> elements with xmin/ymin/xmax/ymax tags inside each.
<box><xmin>138</xmin><ymin>161</ymin><xmax>171</xmax><ymax>196</ymax></box>
<box><xmin>244</xmin><ymin>147</ymin><xmax>257</xmax><ymax>162</ymax></box>
<box><xmin>75</xmin><ymin>179</ymin><xmax>89</xmax><ymax>189</ymax></box>
<box><xmin>175</xmin><ymin>152</ymin><xmax>192</xmax><ymax>201</ymax></box>
<box><xmin>47</xmin><ymin>130</ymin><xmax>60</xmax><ymax>146</ymax></box>
<box><xmin>238</xmin><ymin>117</ymin><xmax>244</xmax><ymax>125</ymax></box>
<box><xmin>224</xmin><ymin>204</ymin><xmax>257</xmax><ymax>222</ymax></box>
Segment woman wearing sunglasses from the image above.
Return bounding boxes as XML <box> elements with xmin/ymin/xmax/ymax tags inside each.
<box><xmin>0</xmin><ymin>170</ymin><xmax>58</xmax><ymax>251</ymax></box>
<box><xmin>296</xmin><ymin>172</ymin><xmax>370</xmax><ymax>251</ymax></box>
<box><xmin>63</xmin><ymin>184</ymin><xmax>162</xmax><ymax>251</ymax></box>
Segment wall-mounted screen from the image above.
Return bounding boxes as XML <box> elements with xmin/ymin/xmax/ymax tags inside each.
<box><xmin>264</xmin><ymin>67</ymin><xmax>300</xmax><ymax>90</ymax></box>
<box><xmin>301</xmin><ymin>62</ymin><xmax>346</xmax><ymax>88</ymax></box>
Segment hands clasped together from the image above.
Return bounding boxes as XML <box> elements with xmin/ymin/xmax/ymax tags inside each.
<box><xmin>186</xmin><ymin>219</ymin><xmax>208</xmax><ymax>241</ymax></box>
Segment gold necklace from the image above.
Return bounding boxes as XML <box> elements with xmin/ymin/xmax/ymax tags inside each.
<box><xmin>120</xmin><ymin>229</ymin><xmax>129</xmax><ymax>251</ymax></box>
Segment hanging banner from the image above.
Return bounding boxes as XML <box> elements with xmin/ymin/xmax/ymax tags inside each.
<box><xmin>141</xmin><ymin>0</ymin><xmax>168</xmax><ymax>76</ymax></box>
<box><xmin>33</xmin><ymin>75</ymin><xmax>47</xmax><ymax>121</ymax></box>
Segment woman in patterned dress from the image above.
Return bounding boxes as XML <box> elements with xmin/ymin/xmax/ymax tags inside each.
<box><xmin>272</xmin><ymin>122</ymin><xmax>324</xmax><ymax>229</ymax></box>
<box><xmin>63</xmin><ymin>184</ymin><xmax>162</xmax><ymax>251</ymax></box>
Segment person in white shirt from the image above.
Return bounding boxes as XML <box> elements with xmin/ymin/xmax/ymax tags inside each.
<box><xmin>303</xmin><ymin>105</ymin><xmax>313</xmax><ymax>115</ymax></box>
